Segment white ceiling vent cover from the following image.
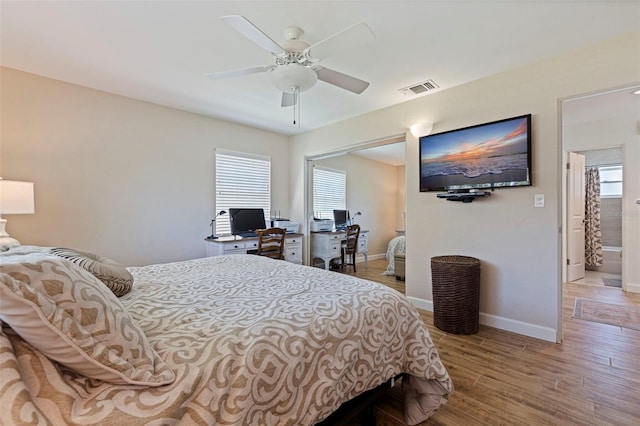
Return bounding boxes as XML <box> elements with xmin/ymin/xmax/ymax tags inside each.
<box><xmin>399</xmin><ymin>79</ymin><xmax>440</xmax><ymax>96</ymax></box>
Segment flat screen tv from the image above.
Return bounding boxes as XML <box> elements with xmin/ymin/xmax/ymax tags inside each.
<box><xmin>419</xmin><ymin>114</ymin><xmax>532</xmax><ymax>192</ymax></box>
<box><xmin>229</xmin><ymin>208</ymin><xmax>267</xmax><ymax>237</ymax></box>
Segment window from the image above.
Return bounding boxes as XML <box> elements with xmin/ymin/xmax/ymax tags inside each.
<box><xmin>313</xmin><ymin>166</ymin><xmax>346</xmax><ymax>220</ymax></box>
<box><xmin>599</xmin><ymin>165</ymin><xmax>622</xmax><ymax>198</ymax></box>
<box><xmin>215</xmin><ymin>150</ymin><xmax>270</xmax><ymax>235</ymax></box>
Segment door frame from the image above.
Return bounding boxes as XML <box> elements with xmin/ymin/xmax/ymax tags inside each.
<box><xmin>559</xmin><ymin>84</ymin><xmax>635</xmax><ymax>343</ymax></box>
<box><xmin>302</xmin><ymin>134</ymin><xmax>405</xmax><ymax>266</ymax></box>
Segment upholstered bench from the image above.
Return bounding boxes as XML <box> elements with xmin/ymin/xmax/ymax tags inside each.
<box><xmin>394</xmin><ymin>253</ymin><xmax>405</xmax><ymax>281</ymax></box>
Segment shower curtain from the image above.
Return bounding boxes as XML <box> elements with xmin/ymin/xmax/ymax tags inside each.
<box><xmin>585</xmin><ymin>167</ymin><xmax>603</xmax><ymax>266</ymax></box>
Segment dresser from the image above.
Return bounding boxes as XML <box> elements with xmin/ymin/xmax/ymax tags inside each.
<box><xmin>205</xmin><ymin>234</ymin><xmax>303</xmax><ymax>264</ymax></box>
<box><xmin>310</xmin><ymin>230</ymin><xmax>368</xmax><ymax>270</ymax></box>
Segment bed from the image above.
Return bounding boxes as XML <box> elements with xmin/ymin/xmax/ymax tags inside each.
<box><xmin>383</xmin><ymin>235</ymin><xmax>406</xmax><ymax>276</ymax></box>
<box><xmin>0</xmin><ymin>246</ymin><xmax>453</xmax><ymax>425</ymax></box>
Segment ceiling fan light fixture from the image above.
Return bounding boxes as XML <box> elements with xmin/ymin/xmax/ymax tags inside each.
<box><xmin>213</xmin><ymin>16</ymin><xmax>373</xmax><ymax>126</ymax></box>
<box><xmin>272</xmin><ymin>64</ymin><xmax>318</xmax><ymax>93</ymax></box>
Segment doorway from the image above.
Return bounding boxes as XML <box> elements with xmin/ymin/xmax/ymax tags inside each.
<box><xmin>561</xmin><ymin>85</ymin><xmax>638</xmax><ymax>296</ymax></box>
<box><xmin>303</xmin><ymin>135</ymin><xmax>406</xmax><ymax>267</ymax></box>
<box><xmin>567</xmin><ymin>148</ymin><xmax>623</xmax><ymax>288</ymax></box>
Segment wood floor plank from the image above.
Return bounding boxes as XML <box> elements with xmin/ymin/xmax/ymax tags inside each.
<box><xmin>337</xmin><ymin>259</ymin><xmax>640</xmax><ymax>425</ymax></box>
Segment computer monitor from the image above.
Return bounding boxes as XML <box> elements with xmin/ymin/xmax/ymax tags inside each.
<box><xmin>333</xmin><ymin>209</ymin><xmax>349</xmax><ymax>230</ymax></box>
<box><xmin>229</xmin><ymin>208</ymin><xmax>267</xmax><ymax>237</ymax></box>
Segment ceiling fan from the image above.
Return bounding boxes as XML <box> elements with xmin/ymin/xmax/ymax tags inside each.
<box><xmin>207</xmin><ymin>15</ymin><xmax>374</xmax><ymax>119</ymax></box>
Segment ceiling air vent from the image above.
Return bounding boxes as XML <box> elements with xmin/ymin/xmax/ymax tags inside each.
<box><xmin>399</xmin><ymin>79</ymin><xmax>440</xmax><ymax>96</ymax></box>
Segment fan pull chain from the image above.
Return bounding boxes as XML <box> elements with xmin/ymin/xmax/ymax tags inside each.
<box><xmin>292</xmin><ymin>86</ymin><xmax>300</xmax><ymax>127</ymax></box>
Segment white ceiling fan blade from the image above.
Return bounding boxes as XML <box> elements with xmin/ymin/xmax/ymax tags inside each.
<box><xmin>281</xmin><ymin>92</ymin><xmax>295</xmax><ymax>107</ymax></box>
<box><xmin>221</xmin><ymin>15</ymin><xmax>285</xmax><ymax>55</ymax></box>
<box><xmin>206</xmin><ymin>65</ymin><xmax>274</xmax><ymax>80</ymax></box>
<box><xmin>315</xmin><ymin>67</ymin><xmax>370</xmax><ymax>94</ymax></box>
<box><xmin>305</xmin><ymin>22</ymin><xmax>374</xmax><ymax>60</ymax></box>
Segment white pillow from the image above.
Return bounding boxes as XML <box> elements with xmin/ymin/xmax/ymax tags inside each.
<box><xmin>0</xmin><ymin>251</ymin><xmax>175</xmax><ymax>386</ymax></box>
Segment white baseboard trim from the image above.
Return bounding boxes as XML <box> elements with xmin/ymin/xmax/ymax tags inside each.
<box><xmin>625</xmin><ymin>281</ymin><xmax>640</xmax><ymax>293</ymax></box>
<box><xmin>356</xmin><ymin>253</ymin><xmax>386</xmax><ymax>263</ymax></box>
<box><xmin>406</xmin><ymin>296</ymin><xmax>557</xmax><ymax>343</ymax></box>
<box><xmin>367</xmin><ymin>253</ymin><xmax>386</xmax><ymax>261</ymax></box>
<box><xmin>479</xmin><ymin>313</ymin><xmax>557</xmax><ymax>342</ymax></box>
<box><xmin>407</xmin><ymin>296</ymin><xmax>433</xmax><ymax>312</ymax></box>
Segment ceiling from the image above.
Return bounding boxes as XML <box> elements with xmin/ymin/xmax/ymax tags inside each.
<box><xmin>351</xmin><ymin>142</ymin><xmax>406</xmax><ymax>166</ymax></box>
<box><xmin>562</xmin><ymin>85</ymin><xmax>640</xmax><ymax>126</ymax></box>
<box><xmin>1</xmin><ymin>1</ymin><xmax>638</xmax><ymax>136</ymax></box>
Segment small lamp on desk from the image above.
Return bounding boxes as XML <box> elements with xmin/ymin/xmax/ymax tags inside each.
<box><xmin>0</xmin><ymin>179</ymin><xmax>35</xmax><ymax>249</ymax></box>
<box><xmin>208</xmin><ymin>210</ymin><xmax>227</xmax><ymax>239</ymax></box>
<box><xmin>351</xmin><ymin>211</ymin><xmax>362</xmax><ymax>225</ymax></box>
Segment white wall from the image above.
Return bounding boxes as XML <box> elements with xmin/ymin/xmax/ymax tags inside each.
<box><xmin>312</xmin><ymin>153</ymin><xmax>401</xmax><ymax>256</ymax></box>
<box><xmin>563</xmin><ymin>116</ymin><xmax>640</xmax><ymax>293</ymax></box>
<box><xmin>1</xmin><ymin>67</ymin><xmax>290</xmax><ymax>266</ymax></box>
<box><xmin>290</xmin><ymin>31</ymin><xmax>640</xmax><ymax>342</ymax></box>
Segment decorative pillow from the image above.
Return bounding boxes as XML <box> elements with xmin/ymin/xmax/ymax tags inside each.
<box><xmin>0</xmin><ymin>252</ymin><xmax>175</xmax><ymax>386</ymax></box>
<box><xmin>4</xmin><ymin>245</ymin><xmax>53</xmax><ymax>255</ymax></box>
<box><xmin>50</xmin><ymin>247</ymin><xmax>133</xmax><ymax>296</ymax></box>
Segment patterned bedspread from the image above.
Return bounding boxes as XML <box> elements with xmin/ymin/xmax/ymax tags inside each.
<box><xmin>1</xmin><ymin>254</ymin><xmax>452</xmax><ymax>425</ymax></box>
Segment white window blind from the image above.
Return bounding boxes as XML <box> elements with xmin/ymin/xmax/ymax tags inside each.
<box><xmin>215</xmin><ymin>150</ymin><xmax>271</xmax><ymax>235</ymax></box>
<box><xmin>313</xmin><ymin>166</ymin><xmax>346</xmax><ymax>220</ymax></box>
<box><xmin>599</xmin><ymin>165</ymin><xmax>623</xmax><ymax>198</ymax></box>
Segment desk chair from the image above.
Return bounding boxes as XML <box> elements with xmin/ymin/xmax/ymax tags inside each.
<box><xmin>340</xmin><ymin>224</ymin><xmax>360</xmax><ymax>272</ymax></box>
<box><xmin>256</xmin><ymin>227</ymin><xmax>286</xmax><ymax>259</ymax></box>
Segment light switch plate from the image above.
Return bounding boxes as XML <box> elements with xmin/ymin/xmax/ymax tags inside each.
<box><xmin>534</xmin><ymin>194</ymin><xmax>545</xmax><ymax>208</ymax></box>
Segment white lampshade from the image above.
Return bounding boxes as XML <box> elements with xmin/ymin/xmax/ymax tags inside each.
<box><xmin>0</xmin><ymin>180</ymin><xmax>35</xmax><ymax>215</ymax></box>
<box><xmin>410</xmin><ymin>122</ymin><xmax>434</xmax><ymax>138</ymax></box>
<box><xmin>0</xmin><ymin>179</ymin><xmax>35</xmax><ymax>248</ymax></box>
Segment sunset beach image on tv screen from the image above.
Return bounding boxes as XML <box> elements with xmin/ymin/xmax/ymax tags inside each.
<box><xmin>419</xmin><ymin>115</ymin><xmax>531</xmax><ymax>191</ymax></box>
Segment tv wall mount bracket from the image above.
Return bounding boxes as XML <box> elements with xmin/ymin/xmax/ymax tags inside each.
<box><xmin>436</xmin><ymin>190</ymin><xmax>491</xmax><ymax>203</ymax></box>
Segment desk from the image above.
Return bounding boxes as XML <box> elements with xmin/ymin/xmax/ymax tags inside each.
<box><xmin>205</xmin><ymin>234</ymin><xmax>303</xmax><ymax>264</ymax></box>
<box><xmin>310</xmin><ymin>230</ymin><xmax>368</xmax><ymax>270</ymax></box>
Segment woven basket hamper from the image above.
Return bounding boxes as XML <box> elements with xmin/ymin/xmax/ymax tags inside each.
<box><xmin>431</xmin><ymin>255</ymin><xmax>481</xmax><ymax>334</ymax></box>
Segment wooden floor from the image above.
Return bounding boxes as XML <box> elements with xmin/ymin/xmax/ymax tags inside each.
<box><xmin>340</xmin><ymin>259</ymin><xmax>640</xmax><ymax>425</ymax></box>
